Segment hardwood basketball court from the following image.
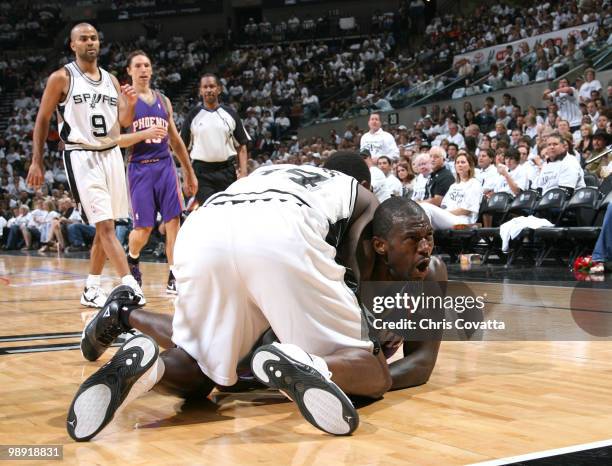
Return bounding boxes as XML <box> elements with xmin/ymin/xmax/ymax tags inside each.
<box><xmin>1</xmin><ymin>254</ymin><xmax>612</xmax><ymax>464</ymax></box>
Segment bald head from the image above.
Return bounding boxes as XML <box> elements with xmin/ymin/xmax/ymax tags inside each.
<box><xmin>69</xmin><ymin>23</ymin><xmax>100</xmax><ymax>62</ymax></box>
<box><xmin>70</xmin><ymin>23</ymin><xmax>97</xmax><ymax>41</ymax></box>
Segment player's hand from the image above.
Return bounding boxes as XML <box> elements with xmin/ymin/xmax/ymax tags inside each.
<box><xmin>142</xmin><ymin>125</ymin><xmax>167</xmax><ymax>141</ymax></box>
<box><xmin>183</xmin><ymin>168</ymin><xmax>198</xmax><ymax>197</ymax></box>
<box><xmin>26</xmin><ymin>161</ymin><xmax>44</xmax><ymax>189</ymax></box>
<box><xmin>121</xmin><ymin>84</ymin><xmax>138</xmax><ymax>106</ymax></box>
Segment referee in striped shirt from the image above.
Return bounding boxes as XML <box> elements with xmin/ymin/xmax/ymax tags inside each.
<box><xmin>181</xmin><ymin>73</ymin><xmax>250</xmax><ymax>206</ymax></box>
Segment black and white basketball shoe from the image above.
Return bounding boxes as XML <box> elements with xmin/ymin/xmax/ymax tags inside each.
<box><xmin>251</xmin><ymin>342</ymin><xmax>359</xmax><ymax>435</ymax></box>
<box><xmin>68</xmin><ymin>334</ymin><xmax>160</xmax><ymax>442</ymax></box>
<box><xmin>80</xmin><ymin>285</ymin><xmax>142</xmax><ymax>361</ymax></box>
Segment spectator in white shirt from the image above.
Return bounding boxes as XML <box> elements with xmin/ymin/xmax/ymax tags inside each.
<box><xmin>586</xmin><ymin>100</ymin><xmax>600</xmax><ymax>125</ymax></box>
<box><xmin>510</xmin><ymin>62</ymin><xmax>530</xmax><ymax>86</ymax></box>
<box><xmin>445</xmin><ymin>142</ymin><xmax>458</xmax><ymax>176</ymax></box>
<box><xmin>445</xmin><ymin>122</ymin><xmax>466</xmax><ymax>149</ymax></box>
<box><xmin>419</xmin><ymin>153</ymin><xmax>484</xmax><ymax>229</ymax></box>
<box><xmin>578</xmin><ymin>68</ymin><xmax>602</xmax><ymax>102</ymax></box>
<box><xmin>360</xmin><ymin>148</ymin><xmax>387</xmax><ymax>202</ymax></box>
<box><xmin>359</xmin><ymin>112</ymin><xmax>400</xmax><ymax>161</ymax></box>
<box><xmin>543</xmin><ymin>78</ymin><xmax>583</xmax><ymax>131</ymax></box>
<box><xmin>476</xmin><ymin>148</ymin><xmax>499</xmax><ymax>195</ymax></box>
<box><xmin>534</xmin><ymin>132</ymin><xmax>585</xmax><ymax>195</ymax></box>
<box><xmin>411</xmin><ymin>152</ymin><xmax>432</xmax><ymax>201</ymax></box>
<box><xmin>37</xmin><ymin>199</ymin><xmax>60</xmax><ymax>251</ymax></box>
<box><xmin>376</xmin><ymin>155</ymin><xmax>402</xmax><ymax>201</ymax></box>
<box><xmin>495</xmin><ymin>148</ymin><xmax>530</xmax><ymax>196</ymax></box>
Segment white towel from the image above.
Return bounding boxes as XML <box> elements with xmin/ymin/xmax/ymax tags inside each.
<box><xmin>499</xmin><ymin>216</ymin><xmax>554</xmax><ymax>252</ymax></box>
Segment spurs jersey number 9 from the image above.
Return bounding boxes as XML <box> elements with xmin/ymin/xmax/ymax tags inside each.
<box><xmin>58</xmin><ymin>62</ymin><xmax>120</xmax><ymax>150</ymax></box>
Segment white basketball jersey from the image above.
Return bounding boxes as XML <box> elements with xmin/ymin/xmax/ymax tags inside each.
<box><xmin>58</xmin><ymin>62</ymin><xmax>120</xmax><ymax>150</ymax></box>
<box><xmin>205</xmin><ymin>164</ymin><xmax>358</xmax><ymax>247</ymax></box>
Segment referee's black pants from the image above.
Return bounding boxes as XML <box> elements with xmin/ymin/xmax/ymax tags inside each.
<box><xmin>192</xmin><ymin>158</ymin><xmax>237</xmax><ymax>205</ymax></box>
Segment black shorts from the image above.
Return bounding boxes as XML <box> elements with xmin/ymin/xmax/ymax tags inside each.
<box><xmin>192</xmin><ymin>158</ymin><xmax>237</xmax><ymax>205</ymax></box>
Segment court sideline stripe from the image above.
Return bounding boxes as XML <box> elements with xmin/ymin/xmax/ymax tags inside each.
<box><xmin>0</xmin><ymin>340</ymin><xmax>124</xmax><ymax>355</ymax></box>
<box><xmin>0</xmin><ymin>332</ymin><xmax>81</xmax><ymax>342</ymax></box>
<box><xmin>469</xmin><ymin>439</ymin><xmax>612</xmax><ymax>465</ymax></box>
<box><xmin>0</xmin><ymin>343</ymin><xmax>81</xmax><ymax>354</ymax></box>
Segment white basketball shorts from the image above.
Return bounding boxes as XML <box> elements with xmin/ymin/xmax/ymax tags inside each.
<box><xmin>171</xmin><ymin>200</ymin><xmax>373</xmax><ymax>386</ymax></box>
<box><xmin>63</xmin><ymin>146</ymin><xmax>129</xmax><ymax>224</ymax></box>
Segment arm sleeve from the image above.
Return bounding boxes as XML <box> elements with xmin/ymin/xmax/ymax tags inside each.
<box><xmin>180</xmin><ymin>106</ymin><xmax>200</xmax><ymax>151</ymax></box>
<box><xmin>386</xmin><ymin>133</ymin><xmax>400</xmax><ymax>159</ymax></box>
<box><xmin>224</xmin><ymin>105</ymin><xmax>250</xmax><ymax>145</ymax></box>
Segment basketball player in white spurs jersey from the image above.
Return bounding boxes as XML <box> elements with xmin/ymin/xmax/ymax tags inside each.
<box><xmin>69</xmin><ymin>155</ymin><xmax>444</xmax><ymax>441</ymax></box>
<box><xmin>27</xmin><ymin>23</ymin><xmax>146</xmax><ymax>307</ymax></box>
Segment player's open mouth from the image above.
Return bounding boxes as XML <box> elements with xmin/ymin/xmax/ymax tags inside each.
<box><xmin>415</xmin><ymin>258</ymin><xmax>430</xmax><ymax>273</ymax></box>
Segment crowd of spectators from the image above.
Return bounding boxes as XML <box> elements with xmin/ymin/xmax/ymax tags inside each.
<box><xmin>240</xmin><ymin>6</ymin><xmax>406</xmax><ymax>45</ymax></box>
<box><xmin>243</xmin><ymin>73</ymin><xmax>611</xmax><ymax>208</ymax></box>
<box><xmin>0</xmin><ymin>1</ymin><xmax>63</xmax><ymax>49</ymax></box>
<box><xmin>2</xmin><ymin>2</ymin><xmax>612</xmax><ymax>262</ymax></box>
<box><xmin>319</xmin><ymin>0</ymin><xmax>611</xmax><ymax>121</ymax></box>
<box><xmin>220</xmin><ymin>33</ymin><xmax>404</xmax><ymax>142</ymax></box>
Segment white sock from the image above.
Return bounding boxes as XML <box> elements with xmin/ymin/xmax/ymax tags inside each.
<box><xmin>86</xmin><ymin>274</ymin><xmax>101</xmax><ymax>288</ymax></box>
<box><xmin>122</xmin><ymin>274</ymin><xmax>140</xmax><ymax>289</ymax></box>
<box><xmin>128</xmin><ymin>252</ymin><xmax>139</xmax><ymax>260</ymax></box>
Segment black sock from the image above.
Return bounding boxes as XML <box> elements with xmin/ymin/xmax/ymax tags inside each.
<box><xmin>119</xmin><ymin>305</ymin><xmax>136</xmax><ymax>330</ymax></box>
<box><xmin>127</xmin><ymin>254</ymin><xmax>139</xmax><ymax>265</ymax></box>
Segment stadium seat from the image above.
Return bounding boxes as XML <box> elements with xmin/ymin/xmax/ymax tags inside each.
<box><xmin>472</xmin><ymin>190</ymin><xmax>540</xmax><ymax>265</ymax></box>
<box><xmin>599</xmin><ymin>176</ymin><xmax>612</xmax><ymax>196</ymax></box>
<box><xmin>533</xmin><ymin>187</ymin><xmax>598</xmax><ymax>266</ymax></box>
<box><xmin>565</xmin><ymin>189</ymin><xmax>612</xmax><ymax>264</ymax></box>
<box><xmin>474</xmin><ymin>192</ymin><xmax>514</xmax><ymax>263</ymax></box>
<box><xmin>502</xmin><ymin>190</ymin><xmax>549</xmax><ymax>267</ymax></box>
<box><xmin>584</xmin><ymin>173</ymin><xmax>600</xmax><ymax>188</ymax></box>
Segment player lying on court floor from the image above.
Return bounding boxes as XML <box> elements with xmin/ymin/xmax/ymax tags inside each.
<box><xmin>68</xmin><ymin>153</ymin><xmax>444</xmax><ymax>441</ymax></box>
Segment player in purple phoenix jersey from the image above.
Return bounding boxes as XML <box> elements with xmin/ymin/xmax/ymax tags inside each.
<box><xmin>120</xmin><ymin>51</ymin><xmax>197</xmax><ymax>293</ymax></box>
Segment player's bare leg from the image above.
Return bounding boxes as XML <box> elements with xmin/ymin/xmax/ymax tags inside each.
<box><xmin>163</xmin><ymin>216</ymin><xmax>179</xmax><ymax>265</ymax></box>
<box><xmin>154</xmin><ymin>348</ymin><xmax>216</xmax><ymax>398</ymax></box>
<box><xmin>80</xmin><ymin>228</ymin><xmax>109</xmax><ymax>308</ymax></box>
<box><xmin>89</xmin><ymin>231</ymin><xmax>106</xmax><ymax>275</ymax></box>
<box><xmin>128</xmin><ymin>226</ymin><xmax>153</xmax><ymax>257</ymax></box>
<box><xmin>129</xmin><ymin>309</ymin><xmax>174</xmax><ymax>349</ymax></box>
<box><xmin>126</xmin><ymin>226</ymin><xmax>153</xmax><ymax>286</ymax></box>
<box><xmin>96</xmin><ymin>219</ymin><xmax>145</xmax><ymax>304</ymax></box>
<box><xmin>323</xmin><ymin>349</ymin><xmax>391</xmax><ymax>399</ymax></box>
<box><xmin>163</xmin><ymin>216</ymin><xmax>180</xmax><ymax>293</ymax></box>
